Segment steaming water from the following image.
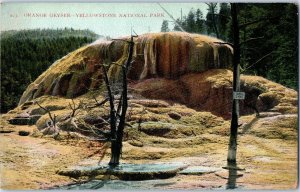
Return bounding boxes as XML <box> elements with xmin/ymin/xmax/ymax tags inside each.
<box><xmin>90</xmin><ymin>37</ymin><xmax>111</xmax><ymax>45</ymax></box>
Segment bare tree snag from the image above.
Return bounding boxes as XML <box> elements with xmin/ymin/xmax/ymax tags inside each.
<box><xmin>65</xmin><ymin>99</ymin><xmax>82</xmax><ymax>131</ymax></box>
<box><xmin>227</xmin><ymin>3</ymin><xmax>241</xmax><ymax>163</ymax></box>
<box><xmin>102</xmin><ymin>65</ymin><xmax>117</xmax><ymax>141</ymax></box>
<box><xmin>239</xmin><ymin>36</ymin><xmax>264</xmax><ymax>46</ymax></box>
<box><xmin>106</xmin><ymin>33</ymin><xmax>137</xmax><ymax>167</ymax></box>
<box><xmin>242</xmin><ymin>51</ymin><xmax>273</xmax><ymax>72</ymax></box>
<box><xmin>69</xmin><ymin>99</ymin><xmax>82</xmax><ymax>118</ymax></box>
<box><xmin>239</xmin><ymin>15</ymin><xmax>282</xmax><ymax>29</ymax></box>
<box><xmin>36</xmin><ymin>101</ymin><xmax>59</xmax><ymax>136</ymax></box>
<box><xmin>83</xmin><ymin>32</ymin><xmax>137</xmax><ymax>165</ymax></box>
<box><xmin>214</xmin><ymin>41</ymin><xmax>234</xmax><ymax>47</ymax></box>
<box><xmin>93</xmin><ymin>96</ymin><xmax>109</xmax><ymax>108</ymax></box>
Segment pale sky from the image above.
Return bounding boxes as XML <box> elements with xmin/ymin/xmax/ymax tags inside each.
<box><xmin>1</xmin><ymin>2</ymin><xmax>209</xmax><ymax>38</ymax></box>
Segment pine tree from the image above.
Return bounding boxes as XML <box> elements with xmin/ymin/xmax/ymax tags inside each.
<box><xmin>173</xmin><ymin>19</ymin><xmax>183</xmax><ymax>31</ymax></box>
<box><xmin>205</xmin><ymin>3</ymin><xmax>219</xmax><ymax>38</ymax></box>
<box><xmin>195</xmin><ymin>8</ymin><xmax>206</xmax><ymax>34</ymax></box>
<box><xmin>218</xmin><ymin>3</ymin><xmax>231</xmax><ymax>40</ymax></box>
<box><xmin>161</xmin><ymin>20</ymin><xmax>170</xmax><ymax>32</ymax></box>
<box><xmin>186</xmin><ymin>9</ymin><xmax>196</xmax><ymax>32</ymax></box>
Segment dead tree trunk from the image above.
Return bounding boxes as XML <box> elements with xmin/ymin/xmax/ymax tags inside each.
<box><xmin>36</xmin><ymin>102</ymin><xmax>59</xmax><ymax>136</ymax></box>
<box><xmin>102</xmin><ymin>65</ymin><xmax>117</xmax><ymax>138</ymax></box>
<box><xmin>65</xmin><ymin>99</ymin><xmax>82</xmax><ymax>132</ymax></box>
<box><xmin>227</xmin><ymin>3</ymin><xmax>240</xmax><ymax>163</ymax></box>
<box><xmin>108</xmin><ymin>34</ymin><xmax>136</xmax><ymax>166</ymax></box>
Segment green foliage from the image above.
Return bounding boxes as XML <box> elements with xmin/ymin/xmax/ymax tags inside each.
<box><xmin>1</xmin><ymin>28</ymin><xmax>98</xmax><ymax>39</ymax></box>
<box><xmin>171</xmin><ymin>8</ymin><xmax>206</xmax><ymax>34</ymax></box>
<box><xmin>218</xmin><ymin>3</ymin><xmax>231</xmax><ymax>40</ymax></box>
<box><xmin>238</xmin><ymin>3</ymin><xmax>298</xmax><ymax>89</ymax></box>
<box><xmin>170</xmin><ymin>3</ymin><xmax>298</xmax><ymax>89</ymax></box>
<box><xmin>195</xmin><ymin>8</ymin><xmax>206</xmax><ymax>33</ymax></box>
<box><xmin>1</xmin><ymin>28</ymin><xmax>98</xmax><ymax>113</ymax></box>
<box><xmin>173</xmin><ymin>18</ymin><xmax>184</xmax><ymax>32</ymax></box>
<box><xmin>205</xmin><ymin>3</ymin><xmax>219</xmax><ymax>37</ymax></box>
<box><xmin>161</xmin><ymin>20</ymin><xmax>170</xmax><ymax>32</ymax></box>
<box><xmin>186</xmin><ymin>9</ymin><xmax>196</xmax><ymax>32</ymax></box>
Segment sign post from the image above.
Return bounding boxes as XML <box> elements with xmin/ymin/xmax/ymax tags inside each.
<box><xmin>233</xmin><ymin>92</ymin><xmax>245</xmax><ymax>100</ymax></box>
<box><xmin>227</xmin><ymin>3</ymin><xmax>241</xmax><ymax>163</ymax></box>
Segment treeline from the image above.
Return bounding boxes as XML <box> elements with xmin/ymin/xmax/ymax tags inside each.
<box><xmin>1</xmin><ymin>28</ymin><xmax>99</xmax><ymax>113</ymax></box>
<box><xmin>161</xmin><ymin>3</ymin><xmax>298</xmax><ymax>90</ymax></box>
<box><xmin>1</xmin><ymin>28</ymin><xmax>99</xmax><ymax>39</ymax></box>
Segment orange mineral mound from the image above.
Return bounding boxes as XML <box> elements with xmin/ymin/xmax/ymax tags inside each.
<box><xmin>132</xmin><ymin>69</ymin><xmax>297</xmax><ymax>118</ymax></box>
<box><xmin>19</xmin><ymin>32</ymin><xmax>232</xmax><ymax>105</ymax></box>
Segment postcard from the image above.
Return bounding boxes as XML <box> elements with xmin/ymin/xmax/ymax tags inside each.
<box><xmin>0</xmin><ymin>1</ymin><xmax>298</xmax><ymax>190</ymax></box>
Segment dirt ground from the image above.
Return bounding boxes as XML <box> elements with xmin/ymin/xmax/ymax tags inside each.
<box><xmin>0</xmin><ymin>124</ymin><xmax>104</xmax><ymax>189</ymax></box>
<box><xmin>0</xmin><ymin>112</ymin><xmax>298</xmax><ymax>190</ymax></box>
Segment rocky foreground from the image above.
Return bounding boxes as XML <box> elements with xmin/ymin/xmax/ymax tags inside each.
<box><xmin>0</xmin><ymin>73</ymin><xmax>297</xmax><ymax>189</ymax></box>
<box><xmin>0</xmin><ymin>98</ymin><xmax>297</xmax><ymax>189</ymax></box>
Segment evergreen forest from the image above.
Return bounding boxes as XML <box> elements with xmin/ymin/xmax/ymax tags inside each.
<box><xmin>1</xmin><ymin>28</ymin><xmax>99</xmax><ymax>113</ymax></box>
<box><xmin>162</xmin><ymin>3</ymin><xmax>298</xmax><ymax>90</ymax></box>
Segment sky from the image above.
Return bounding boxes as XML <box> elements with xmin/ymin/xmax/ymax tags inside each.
<box><xmin>1</xmin><ymin>2</ymin><xmax>209</xmax><ymax>38</ymax></box>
